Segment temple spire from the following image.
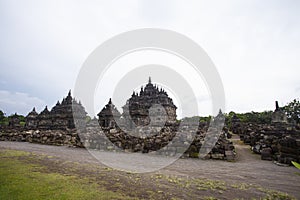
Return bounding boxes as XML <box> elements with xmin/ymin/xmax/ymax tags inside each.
<box><xmin>275</xmin><ymin>101</ymin><xmax>280</xmax><ymax>111</ymax></box>
<box><xmin>148</xmin><ymin>76</ymin><xmax>151</xmax><ymax>84</ymax></box>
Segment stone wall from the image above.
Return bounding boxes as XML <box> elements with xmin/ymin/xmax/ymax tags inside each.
<box><xmin>80</xmin><ymin>125</ymin><xmax>235</xmax><ymax>160</ymax></box>
<box><xmin>0</xmin><ymin>129</ymin><xmax>82</xmax><ymax>147</ymax></box>
<box><xmin>230</xmin><ymin>119</ymin><xmax>300</xmax><ymax>164</ymax></box>
<box><xmin>0</xmin><ymin>121</ymin><xmax>235</xmax><ymax>161</ymax></box>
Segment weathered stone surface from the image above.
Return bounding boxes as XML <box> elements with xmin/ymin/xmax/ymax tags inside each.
<box><xmin>1</xmin><ymin>85</ymin><xmax>236</xmax><ymax>161</ymax></box>
<box><xmin>121</xmin><ymin>77</ymin><xmax>177</xmax><ymax>128</ymax></box>
<box><xmin>0</xmin><ymin>120</ymin><xmax>236</xmax><ymax>161</ymax></box>
<box><xmin>25</xmin><ymin>107</ymin><xmax>38</xmax><ymax>129</ymax></box>
<box><xmin>37</xmin><ymin>106</ymin><xmax>52</xmax><ymax>130</ymax></box>
<box><xmin>0</xmin><ymin>129</ymin><xmax>83</xmax><ymax>147</ymax></box>
<box><xmin>272</xmin><ymin>101</ymin><xmax>288</xmax><ymax>124</ymax></box>
<box><xmin>50</xmin><ymin>90</ymin><xmax>87</xmax><ymax>130</ymax></box>
<box><xmin>261</xmin><ymin>147</ymin><xmax>273</xmax><ymax>161</ymax></box>
<box><xmin>25</xmin><ymin>90</ymin><xmax>87</xmax><ymax>131</ymax></box>
<box><xmin>97</xmin><ymin>98</ymin><xmax>120</xmax><ymax>129</ymax></box>
<box><xmin>8</xmin><ymin>113</ymin><xmax>21</xmax><ymax>129</ymax></box>
<box><xmin>230</xmin><ymin>103</ymin><xmax>300</xmax><ymax>164</ymax></box>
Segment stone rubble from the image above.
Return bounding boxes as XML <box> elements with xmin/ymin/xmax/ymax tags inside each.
<box><xmin>230</xmin><ymin>102</ymin><xmax>300</xmax><ymax>164</ymax></box>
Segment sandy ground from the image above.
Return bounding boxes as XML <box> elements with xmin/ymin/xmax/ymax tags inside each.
<box><xmin>0</xmin><ymin>138</ymin><xmax>299</xmax><ymax>199</ymax></box>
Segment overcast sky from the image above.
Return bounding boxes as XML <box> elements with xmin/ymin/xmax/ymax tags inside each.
<box><xmin>0</xmin><ymin>0</ymin><xmax>299</xmax><ymax>117</ymax></box>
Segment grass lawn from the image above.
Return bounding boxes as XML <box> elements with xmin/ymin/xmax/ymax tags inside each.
<box><xmin>0</xmin><ymin>149</ymin><xmax>295</xmax><ymax>200</ymax></box>
<box><xmin>0</xmin><ymin>150</ymin><xmax>132</xmax><ymax>200</ymax></box>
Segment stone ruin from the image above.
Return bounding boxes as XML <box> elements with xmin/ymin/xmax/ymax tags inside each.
<box><xmin>122</xmin><ymin>77</ymin><xmax>177</xmax><ymax>127</ymax></box>
<box><xmin>89</xmin><ymin>78</ymin><xmax>234</xmax><ymax>160</ymax></box>
<box><xmin>272</xmin><ymin>101</ymin><xmax>288</xmax><ymax>123</ymax></box>
<box><xmin>8</xmin><ymin>113</ymin><xmax>22</xmax><ymax>129</ymax></box>
<box><xmin>0</xmin><ymin>78</ymin><xmax>235</xmax><ymax>160</ymax></box>
<box><xmin>24</xmin><ymin>90</ymin><xmax>87</xmax><ymax>131</ymax></box>
<box><xmin>97</xmin><ymin>77</ymin><xmax>177</xmax><ymax>130</ymax></box>
<box><xmin>97</xmin><ymin>98</ymin><xmax>121</xmax><ymax>129</ymax></box>
<box><xmin>230</xmin><ymin>101</ymin><xmax>300</xmax><ymax>165</ymax></box>
<box><xmin>0</xmin><ymin>91</ymin><xmax>86</xmax><ymax>147</ymax></box>
<box><xmin>184</xmin><ymin>111</ymin><xmax>235</xmax><ymax>160</ymax></box>
<box><xmin>3</xmin><ymin>84</ymin><xmax>299</xmax><ymax>164</ymax></box>
<box><xmin>25</xmin><ymin>108</ymin><xmax>38</xmax><ymax>129</ymax></box>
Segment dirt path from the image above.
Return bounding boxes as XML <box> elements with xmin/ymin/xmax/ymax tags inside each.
<box><xmin>231</xmin><ymin>134</ymin><xmax>260</xmax><ymax>163</ymax></box>
<box><xmin>1</xmin><ymin>141</ymin><xmax>299</xmax><ymax>199</ymax></box>
<box><xmin>164</xmin><ymin>135</ymin><xmax>300</xmax><ymax>197</ymax></box>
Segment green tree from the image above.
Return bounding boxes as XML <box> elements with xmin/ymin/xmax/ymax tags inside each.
<box><xmin>0</xmin><ymin>110</ymin><xmax>5</xmax><ymax>122</ymax></box>
<box><xmin>283</xmin><ymin>99</ymin><xmax>300</xmax><ymax>124</ymax></box>
<box><xmin>0</xmin><ymin>110</ymin><xmax>9</xmax><ymax>125</ymax></box>
<box><xmin>6</xmin><ymin>113</ymin><xmax>26</xmax><ymax>126</ymax></box>
<box><xmin>225</xmin><ymin>110</ymin><xmax>272</xmax><ymax>125</ymax></box>
<box><xmin>199</xmin><ymin>116</ymin><xmax>211</xmax><ymax>123</ymax></box>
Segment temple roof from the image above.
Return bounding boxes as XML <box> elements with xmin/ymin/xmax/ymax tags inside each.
<box><xmin>26</xmin><ymin>107</ymin><xmax>38</xmax><ymax>118</ymax></box>
<box><xmin>125</xmin><ymin>78</ymin><xmax>176</xmax><ymax>109</ymax></box>
<box><xmin>40</xmin><ymin>106</ymin><xmax>50</xmax><ymax>115</ymax></box>
<box><xmin>98</xmin><ymin>98</ymin><xmax>121</xmax><ymax>118</ymax></box>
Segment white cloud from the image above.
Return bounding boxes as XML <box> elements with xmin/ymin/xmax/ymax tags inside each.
<box><xmin>0</xmin><ymin>0</ymin><xmax>299</xmax><ymax>116</ymax></box>
<box><xmin>0</xmin><ymin>90</ymin><xmax>46</xmax><ymax>116</ymax></box>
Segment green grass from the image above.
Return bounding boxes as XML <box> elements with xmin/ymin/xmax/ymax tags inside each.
<box><xmin>291</xmin><ymin>161</ymin><xmax>300</xmax><ymax>170</ymax></box>
<box><xmin>0</xmin><ymin>150</ymin><xmax>132</xmax><ymax>200</ymax></box>
<box><xmin>0</xmin><ymin>149</ymin><xmax>296</xmax><ymax>200</ymax></box>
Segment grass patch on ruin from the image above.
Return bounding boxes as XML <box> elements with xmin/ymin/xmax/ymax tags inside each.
<box><xmin>0</xmin><ymin>149</ymin><xmax>132</xmax><ymax>200</ymax></box>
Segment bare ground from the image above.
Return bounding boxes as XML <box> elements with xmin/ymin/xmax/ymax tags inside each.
<box><xmin>0</xmin><ymin>137</ymin><xmax>299</xmax><ymax>199</ymax></box>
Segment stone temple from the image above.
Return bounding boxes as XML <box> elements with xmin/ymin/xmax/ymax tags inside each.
<box><xmin>97</xmin><ymin>98</ymin><xmax>121</xmax><ymax>128</ymax></box>
<box><xmin>98</xmin><ymin>77</ymin><xmax>177</xmax><ymax>129</ymax></box>
<box><xmin>25</xmin><ymin>90</ymin><xmax>87</xmax><ymax>130</ymax></box>
<box><xmin>0</xmin><ymin>80</ymin><xmax>237</xmax><ymax>161</ymax></box>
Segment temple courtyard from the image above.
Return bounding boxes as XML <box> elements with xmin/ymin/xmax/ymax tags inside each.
<box><xmin>1</xmin><ymin>136</ymin><xmax>299</xmax><ymax>200</ymax></box>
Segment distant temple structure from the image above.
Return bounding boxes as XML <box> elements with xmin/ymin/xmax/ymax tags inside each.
<box><xmin>98</xmin><ymin>77</ymin><xmax>177</xmax><ymax>129</ymax></box>
<box><xmin>37</xmin><ymin>106</ymin><xmax>52</xmax><ymax>129</ymax></box>
<box><xmin>8</xmin><ymin>113</ymin><xmax>21</xmax><ymax>129</ymax></box>
<box><xmin>271</xmin><ymin>101</ymin><xmax>287</xmax><ymax>124</ymax></box>
<box><xmin>97</xmin><ymin>98</ymin><xmax>121</xmax><ymax>128</ymax></box>
<box><xmin>24</xmin><ymin>90</ymin><xmax>87</xmax><ymax>130</ymax></box>
<box><xmin>25</xmin><ymin>108</ymin><xmax>38</xmax><ymax>129</ymax></box>
<box><xmin>20</xmin><ymin>78</ymin><xmax>177</xmax><ymax>130</ymax></box>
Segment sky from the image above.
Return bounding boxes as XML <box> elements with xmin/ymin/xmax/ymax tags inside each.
<box><xmin>0</xmin><ymin>0</ymin><xmax>299</xmax><ymax>118</ymax></box>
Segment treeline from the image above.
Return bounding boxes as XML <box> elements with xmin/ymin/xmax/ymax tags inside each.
<box><xmin>199</xmin><ymin>98</ymin><xmax>300</xmax><ymax>125</ymax></box>
<box><xmin>225</xmin><ymin>111</ymin><xmax>273</xmax><ymax>125</ymax></box>
<box><xmin>226</xmin><ymin>98</ymin><xmax>300</xmax><ymax>125</ymax></box>
<box><xmin>0</xmin><ymin>111</ymin><xmax>25</xmax><ymax>126</ymax></box>
<box><xmin>283</xmin><ymin>99</ymin><xmax>300</xmax><ymax>124</ymax></box>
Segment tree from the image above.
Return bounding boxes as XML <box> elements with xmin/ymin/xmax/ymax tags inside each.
<box><xmin>283</xmin><ymin>99</ymin><xmax>300</xmax><ymax>124</ymax></box>
<box><xmin>0</xmin><ymin>110</ymin><xmax>5</xmax><ymax>122</ymax></box>
<box><xmin>225</xmin><ymin>110</ymin><xmax>273</xmax><ymax>125</ymax></box>
<box><xmin>0</xmin><ymin>110</ymin><xmax>8</xmax><ymax>125</ymax></box>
